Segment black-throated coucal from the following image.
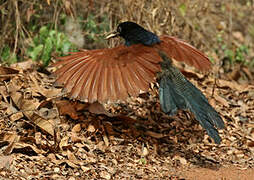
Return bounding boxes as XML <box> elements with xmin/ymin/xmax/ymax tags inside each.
<box><xmin>52</xmin><ymin>21</ymin><xmax>224</xmax><ymax>144</ymax></box>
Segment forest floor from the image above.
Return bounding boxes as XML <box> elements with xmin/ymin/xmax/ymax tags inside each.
<box><xmin>1</xmin><ymin>1</ymin><xmax>254</xmax><ymax>179</ymax></box>
<box><xmin>0</xmin><ymin>59</ymin><xmax>254</xmax><ymax>179</ymax></box>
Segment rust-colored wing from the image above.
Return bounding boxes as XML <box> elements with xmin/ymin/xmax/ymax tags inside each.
<box><xmin>157</xmin><ymin>35</ymin><xmax>212</xmax><ymax>71</ymax></box>
<box><xmin>52</xmin><ymin>44</ymin><xmax>162</xmax><ymax>103</ymax></box>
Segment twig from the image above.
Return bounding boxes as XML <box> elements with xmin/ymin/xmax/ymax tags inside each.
<box><xmin>13</xmin><ymin>0</ymin><xmax>21</xmax><ymax>59</ymax></box>
<box><xmin>211</xmin><ymin>77</ymin><xmax>217</xmax><ymax>98</ymax></box>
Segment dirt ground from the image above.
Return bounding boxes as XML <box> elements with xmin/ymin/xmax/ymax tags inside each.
<box><xmin>182</xmin><ymin>167</ymin><xmax>254</xmax><ymax>180</ymax></box>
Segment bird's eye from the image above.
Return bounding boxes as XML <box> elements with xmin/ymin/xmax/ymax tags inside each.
<box><xmin>117</xmin><ymin>26</ymin><xmax>122</xmax><ymax>33</ymax></box>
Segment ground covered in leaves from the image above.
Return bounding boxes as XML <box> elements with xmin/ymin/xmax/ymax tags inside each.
<box><xmin>0</xmin><ymin>60</ymin><xmax>254</xmax><ymax>179</ymax></box>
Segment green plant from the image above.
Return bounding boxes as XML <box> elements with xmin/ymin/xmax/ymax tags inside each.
<box><xmin>0</xmin><ymin>45</ymin><xmax>17</xmax><ymax>64</ymax></box>
<box><xmin>222</xmin><ymin>45</ymin><xmax>248</xmax><ymax>65</ymax></box>
<box><xmin>216</xmin><ymin>33</ymin><xmax>249</xmax><ymax>66</ymax></box>
<box><xmin>84</xmin><ymin>14</ymin><xmax>110</xmax><ymax>45</ymax></box>
<box><xmin>26</xmin><ymin>26</ymin><xmax>76</xmax><ymax>67</ymax></box>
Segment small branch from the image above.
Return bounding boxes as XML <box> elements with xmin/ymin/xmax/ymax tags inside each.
<box><xmin>13</xmin><ymin>0</ymin><xmax>21</xmax><ymax>58</ymax></box>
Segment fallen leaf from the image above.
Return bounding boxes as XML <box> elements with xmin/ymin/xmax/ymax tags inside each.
<box><xmin>9</xmin><ymin>112</ymin><xmax>24</xmax><ymax>121</ymax></box>
<box><xmin>0</xmin><ymin>156</ymin><xmax>13</xmax><ymax>169</ymax></box>
<box><xmin>100</xmin><ymin>171</ymin><xmax>111</xmax><ymax>180</ymax></box>
<box><xmin>145</xmin><ymin>131</ymin><xmax>166</xmax><ymax>139</ymax></box>
<box><xmin>55</xmin><ymin>100</ymin><xmax>79</xmax><ymax>120</ymax></box>
<box><xmin>0</xmin><ymin>66</ymin><xmax>19</xmax><ymax>81</ymax></box>
<box><xmin>87</xmin><ymin>124</ymin><xmax>96</xmax><ymax>133</ymax></box>
<box><xmin>59</xmin><ymin>136</ymin><xmax>69</xmax><ymax>150</ymax></box>
<box><xmin>72</xmin><ymin>124</ymin><xmax>81</xmax><ymax>133</ymax></box>
<box><xmin>88</xmin><ymin>102</ymin><xmax>115</xmax><ymax>116</ymax></box>
<box><xmin>10</xmin><ymin>60</ymin><xmax>36</xmax><ymax>71</ymax></box>
<box><xmin>173</xmin><ymin>155</ymin><xmax>187</xmax><ymax>165</ymax></box>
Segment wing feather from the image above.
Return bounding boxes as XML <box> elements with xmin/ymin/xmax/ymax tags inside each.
<box><xmin>80</xmin><ymin>61</ymin><xmax>99</xmax><ymax>102</ymax></box>
<box><xmin>113</xmin><ymin>63</ymin><xmax>128</xmax><ymax>100</ymax></box>
<box><xmin>158</xmin><ymin>35</ymin><xmax>211</xmax><ymax>71</ymax></box>
<box><xmin>70</xmin><ymin>60</ymin><xmax>96</xmax><ymax>100</ymax></box>
<box><xmin>52</xmin><ymin>45</ymin><xmax>162</xmax><ymax>103</ymax></box>
<box><xmin>64</xmin><ymin>58</ymin><xmax>94</xmax><ymax>91</ymax></box>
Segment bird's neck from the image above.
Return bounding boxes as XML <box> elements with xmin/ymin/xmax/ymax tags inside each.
<box><xmin>123</xmin><ymin>30</ymin><xmax>161</xmax><ymax>47</ymax></box>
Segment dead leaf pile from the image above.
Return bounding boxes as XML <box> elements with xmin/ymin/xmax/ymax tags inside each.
<box><xmin>0</xmin><ymin>61</ymin><xmax>254</xmax><ymax>179</ymax></box>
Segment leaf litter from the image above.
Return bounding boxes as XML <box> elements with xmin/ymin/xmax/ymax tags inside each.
<box><xmin>0</xmin><ymin>60</ymin><xmax>254</xmax><ymax>179</ymax></box>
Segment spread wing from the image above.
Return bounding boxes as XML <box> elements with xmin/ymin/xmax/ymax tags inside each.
<box><xmin>52</xmin><ymin>44</ymin><xmax>162</xmax><ymax>103</ymax></box>
<box><xmin>157</xmin><ymin>35</ymin><xmax>212</xmax><ymax>71</ymax></box>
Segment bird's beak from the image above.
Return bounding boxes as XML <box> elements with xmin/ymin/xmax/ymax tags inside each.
<box><xmin>105</xmin><ymin>31</ymin><xmax>119</xmax><ymax>40</ymax></box>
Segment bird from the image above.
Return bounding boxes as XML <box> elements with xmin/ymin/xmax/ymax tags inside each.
<box><xmin>52</xmin><ymin>21</ymin><xmax>224</xmax><ymax>144</ymax></box>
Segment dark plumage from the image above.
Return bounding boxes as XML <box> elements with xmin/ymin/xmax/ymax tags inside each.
<box><xmin>117</xmin><ymin>21</ymin><xmax>161</xmax><ymax>46</ymax></box>
<box><xmin>158</xmin><ymin>52</ymin><xmax>224</xmax><ymax>144</ymax></box>
<box><xmin>52</xmin><ymin>21</ymin><xmax>224</xmax><ymax>144</ymax></box>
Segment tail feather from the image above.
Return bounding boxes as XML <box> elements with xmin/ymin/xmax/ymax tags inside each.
<box><xmin>159</xmin><ymin>76</ymin><xmax>186</xmax><ymax>115</ymax></box>
<box><xmin>159</xmin><ymin>54</ymin><xmax>224</xmax><ymax>144</ymax></box>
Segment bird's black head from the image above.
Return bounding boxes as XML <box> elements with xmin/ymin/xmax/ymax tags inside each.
<box><xmin>107</xmin><ymin>21</ymin><xmax>160</xmax><ymax>46</ymax></box>
<box><xmin>116</xmin><ymin>21</ymin><xmax>145</xmax><ymax>39</ymax></box>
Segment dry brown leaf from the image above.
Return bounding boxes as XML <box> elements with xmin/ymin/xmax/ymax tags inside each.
<box><xmin>247</xmin><ymin>141</ymin><xmax>254</xmax><ymax>148</ymax></box>
<box><xmin>88</xmin><ymin>102</ymin><xmax>115</xmax><ymax>116</ymax></box>
<box><xmin>55</xmin><ymin>100</ymin><xmax>79</xmax><ymax>120</ymax></box>
<box><xmin>70</xmin><ymin>132</ymin><xmax>82</xmax><ymax>143</ymax></box>
<box><xmin>81</xmin><ymin>166</ymin><xmax>91</xmax><ymax>172</ymax></box>
<box><xmin>47</xmin><ymin>153</ymin><xmax>56</xmax><ymax>160</ymax></box>
<box><xmin>87</xmin><ymin>124</ymin><xmax>96</xmax><ymax>133</ymax></box>
<box><xmin>9</xmin><ymin>112</ymin><xmax>23</xmax><ymax>121</ymax></box>
<box><xmin>103</xmin><ymin>121</ymin><xmax>115</xmax><ymax>135</ymax></box>
<box><xmin>0</xmin><ymin>66</ymin><xmax>19</xmax><ymax>81</ymax></box>
<box><xmin>67</xmin><ymin>149</ymin><xmax>78</xmax><ymax>161</ymax></box>
<box><xmin>115</xmin><ymin>115</ymin><xmax>137</xmax><ymax>124</ymax></box>
<box><xmin>173</xmin><ymin>155</ymin><xmax>187</xmax><ymax>165</ymax></box>
<box><xmin>103</xmin><ymin>132</ymin><xmax>109</xmax><ymax>147</ymax></box>
<box><xmin>213</xmin><ymin>95</ymin><xmax>229</xmax><ymax>107</ymax></box>
<box><xmin>42</xmin><ymin>88</ymin><xmax>62</xmax><ymax>98</ymax></box>
<box><xmin>141</xmin><ymin>146</ymin><xmax>149</xmax><ymax>157</ymax></box>
<box><xmin>2</xmin><ymin>133</ymin><xmax>19</xmax><ymax>155</ymax></box>
<box><xmin>181</xmin><ymin>69</ymin><xmax>204</xmax><ymax>79</ymax></box>
<box><xmin>59</xmin><ymin>136</ymin><xmax>69</xmax><ymax>150</ymax></box>
<box><xmin>218</xmin><ymin>79</ymin><xmax>249</xmax><ymax>92</ymax></box>
<box><xmin>10</xmin><ymin>60</ymin><xmax>36</xmax><ymax>71</ymax></box>
<box><xmin>233</xmin><ymin>31</ymin><xmax>244</xmax><ymax>42</ymax></box>
<box><xmin>0</xmin><ymin>156</ymin><xmax>13</xmax><ymax>169</ymax></box>
<box><xmin>10</xmin><ymin>90</ymin><xmax>55</xmax><ymax>135</ymax></box>
<box><xmin>53</xmin><ymin>159</ymin><xmax>79</xmax><ymax>168</ymax></box>
<box><xmin>100</xmin><ymin>171</ymin><xmax>111</xmax><ymax>180</ymax></box>
<box><xmin>242</xmin><ymin>67</ymin><xmax>253</xmax><ymax>81</ymax></box>
<box><xmin>13</xmin><ymin>142</ymin><xmax>45</xmax><ymax>154</ymax></box>
<box><xmin>33</xmin><ymin>114</ymin><xmax>55</xmax><ymax>136</ymax></box>
<box><xmin>145</xmin><ymin>130</ymin><xmax>166</xmax><ymax>139</ymax></box>
<box><xmin>65</xmin><ymin>160</ymin><xmax>79</xmax><ymax>168</ymax></box>
<box><xmin>72</xmin><ymin>124</ymin><xmax>81</xmax><ymax>133</ymax></box>
<box><xmin>3</xmin><ymin>132</ymin><xmax>18</xmax><ymax>142</ymax></box>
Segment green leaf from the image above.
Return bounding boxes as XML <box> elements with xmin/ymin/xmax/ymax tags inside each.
<box><xmin>49</xmin><ymin>30</ymin><xmax>56</xmax><ymax>38</ymax></box>
<box><xmin>179</xmin><ymin>3</ymin><xmax>187</xmax><ymax>17</ymax></box>
<box><xmin>224</xmin><ymin>49</ymin><xmax>234</xmax><ymax>64</ymax></box>
<box><xmin>139</xmin><ymin>158</ymin><xmax>147</xmax><ymax>165</ymax></box>
<box><xmin>55</xmin><ymin>32</ymin><xmax>65</xmax><ymax>51</ymax></box>
<box><xmin>1</xmin><ymin>46</ymin><xmax>11</xmax><ymax>62</ymax></box>
<box><xmin>41</xmin><ymin>37</ymin><xmax>53</xmax><ymax>66</ymax></box>
<box><xmin>39</xmin><ymin>26</ymin><xmax>49</xmax><ymax>42</ymax></box>
<box><xmin>8</xmin><ymin>54</ymin><xmax>17</xmax><ymax>64</ymax></box>
<box><xmin>29</xmin><ymin>44</ymin><xmax>44</xmax><ymax>61</ymax></box>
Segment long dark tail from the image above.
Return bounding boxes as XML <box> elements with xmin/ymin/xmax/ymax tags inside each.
<box><xmin>158</xmin><ymin>53</ymin><xmax>224</xmax><ymax>144</ymax></box>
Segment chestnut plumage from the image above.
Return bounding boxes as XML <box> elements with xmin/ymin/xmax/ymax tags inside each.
<box><xmin>52</xmin><ymin>21</ymin><xmax>224</xmax><ymax>144</ymax></box>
